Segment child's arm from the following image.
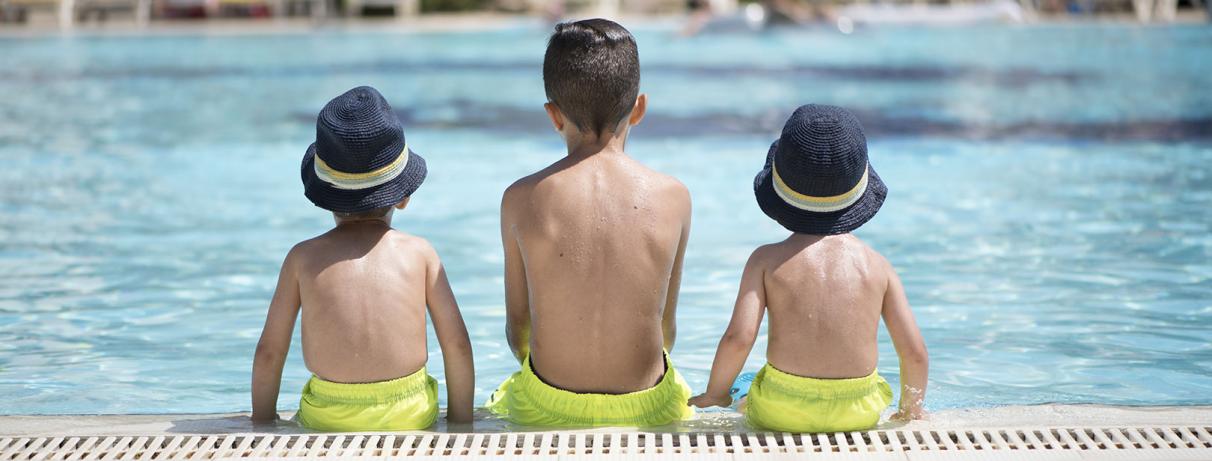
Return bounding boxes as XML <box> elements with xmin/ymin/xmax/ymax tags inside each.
<box><xmin>425</xmin><ymin>247</ymin><xmax>475</xmax><ymax>424</ymax></box>
<box><xmin>662</xmin><ymin>194</ymin><xmax>692</xmax><ymax>352</ymax></box>
<box><xmin>251</xmin><ymin>249</ymin><xmax>302</xmax><ymax>423</ymax></box>
<box><xmin>882</xmin><ymin>266</ymin><xmax>929</xmax><ymax>420</ymax></box>
<box><xmin>501</xmin><ymin>188</ymin><xmax>531</xmax><ymax>364</ymax></box>
<box><xmin>688</xmin><ymin>251</ymin><xmax>766</xmax><ymax>408</ymax></box>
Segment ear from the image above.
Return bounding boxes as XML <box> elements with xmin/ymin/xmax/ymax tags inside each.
<box><xmin>544</xmin><ymin>102</ymin><xmax>565</xmax><ymax>132</ymax></box>
<box><xmin>628</xmin><ymin>93</ymin><xmax>647</xmax><ymax>126</ymax></box>
<box><xmin>395</xmin><ymin>196</ymin><xmax>410</xmax><ymax>210</ymax></box>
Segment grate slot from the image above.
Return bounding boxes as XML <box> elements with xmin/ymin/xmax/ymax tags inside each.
<box><xmin>1004</xmin><ymin>429</ymin><xmax>1030</xmax><ymax>450</ymax></box>
<box><xmin>1177</xmin><ymin>427</ymin><xmax>1204</xmax><ymax>449</ymax></box>
<box><xmin>1053</xmin><ymin>428</ymin><xmax>1080</xmax><ymax>449</ymax></box>
<box><xmin>869</xmin><ymin>430</ymin><xmax>888</xmax><ymax>452</ymax></box>
<box><xmin>1111</xmin><ymin>427</ymin><xmax>1140</xmax><ymax>449</ymax></box>
<box><xmin>27</xmin><ymin>436</ymin><xmax>61</xmax><ymax>461</ymax></box>
<box><xmin>883</xmin><ymin>430</ymin><xmax>904</xmax><ymax>452</ymax></box>
<box><xmin>1070</xmin><ymin>428</ymin><xmax>1100</xmax><ymax>450</ymax></box>
<box><xmin>846</xmin><ymin>431</ymin><xmax>864</xmax><ymax>452</ymax></box>
<box><xmin>0</xmin><ymin>439</ymin><xmax>13</xmax><ymax>457</ymax></box>
<box><xmin>500</xmin><ymin>432</ymin><xmax>516</xmax><ymax>456</ymax></box>
<box><xmin>727</xmin><ymin>433</ymin><xmax>747</xmax><ymax>454</ymax></box>
<box><xmin>1092</xmin><ymin>428</ymin><xmax>1120</xmax><ymax>450</ymax></box>
<box><xmin>1196</xmin><ymin>427</ymin><xmax>1212</xmax><ymax>445</ymax></box>
<box><xmin>932</xmin><ymin>430</ymin><xmax>953</xmax><ymax>451</ymax></box>
<box><xmin>969</xmin><ymin>429</ymin><xmax>998</xmax><ymax>448</ymax></box>
<box><xmin>18</xmin><ymin>437</ymin><xmax>51</xmax><ymax>461</ymax></box>
<box><xmin>118</xmin><ymin>436</ymin><xmax>146</xmax><ymax>461</ymax></box>
<box><xmin>1038</xmin><ymin>429</ymin><xmax>1062</xmax><ymax>449</ymax></box>
<box><xmin>1135</xmin><ymin>427</ymin><xmax>1168</xmax><ymax>449</ymax></box>
<box><xmin>1158</xmin><ymin>427</ymin><xmax>1189</xmax><ymax>449</ymax></box>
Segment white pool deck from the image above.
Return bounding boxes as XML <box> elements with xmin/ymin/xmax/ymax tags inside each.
<box><xmin>1</xmin><ymin>405</ymin><xmax>1210</xmax><ymax>459</ymax></box>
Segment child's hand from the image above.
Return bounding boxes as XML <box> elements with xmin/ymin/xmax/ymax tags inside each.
<box><xmin>688</xmin><ymin>393</ymin><xmax>732</xmax><ymax>408</ymax></box>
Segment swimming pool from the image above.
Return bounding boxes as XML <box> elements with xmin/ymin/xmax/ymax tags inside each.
<box><xmin>0</xmin><ymin>21</ymin><xmax>1209</xmax><ymax>415</ymax></box>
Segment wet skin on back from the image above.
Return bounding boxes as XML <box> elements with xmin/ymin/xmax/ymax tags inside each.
<box><xmin>501</xmin><ymin>95</ymin><xmax>693</xmax><ymax>394</ymax></box>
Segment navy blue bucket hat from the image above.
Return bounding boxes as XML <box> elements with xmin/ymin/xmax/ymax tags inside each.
<box><xmin>754</xmin><ymin>104</ymin><xmax>887</xmax><ymax>235</ymax></box>
<box><xmin>301</xmin><ymin>86</ymin><xmax>427</xmax><ymax>213</ymax></box>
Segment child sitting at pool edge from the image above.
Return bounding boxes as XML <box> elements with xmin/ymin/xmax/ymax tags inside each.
<box><xmin>688</xmin><ymin>104</ymin><xmax>929</xmax><ymax>432</ymax></box>
<box><xmin>486</xmin><ymin>19</ymin><xmax>696</xmax><ymax>427</ymax></box>
<box><xmin>251</xmin><ymin>86</ymin><xmax>474</xmax><ymax>431</ymax></box>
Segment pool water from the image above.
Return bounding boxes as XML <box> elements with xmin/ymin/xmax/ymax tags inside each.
<box><xmin>0</xmin><ymin>22</ymin><xmax>1210</xmax><ymax>415</ymax></box>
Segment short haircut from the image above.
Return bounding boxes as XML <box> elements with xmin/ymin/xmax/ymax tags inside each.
<box><xmin>543</xmin><ymin>19</ymin><xmax>641</xmax><ymax>137</ymax></box>
<box><xmin>333</xmin><ymin>206</ymin><xmax>393</xmax><ymax>220</ymax></box>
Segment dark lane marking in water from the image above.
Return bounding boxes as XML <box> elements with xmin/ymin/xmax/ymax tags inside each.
<box><xmin>292</xmin><ymin>103</ymin><xmax>1212</xmax><ymax>142</ymax></box>
<box><xmin>0</xmin><ymin>60</ymin><xmax>1090</xmax><ymax>87</ymax></box>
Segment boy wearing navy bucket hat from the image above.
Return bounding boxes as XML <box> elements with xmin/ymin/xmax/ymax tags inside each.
<box><xmin>251</xmin><ymin>86</ymin><xmax>474</xmax><ymax>431</ymax></box>
<box><xmin>689</xmin><ymin>105</ymin><xmax>930</xmax><ymax>433</ymax></box>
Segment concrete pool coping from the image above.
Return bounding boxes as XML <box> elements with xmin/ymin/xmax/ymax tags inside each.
<box><xmin>2</xmin><ymin>404</ymin><xmax>1209</xmax><ymax>436</ymax></box>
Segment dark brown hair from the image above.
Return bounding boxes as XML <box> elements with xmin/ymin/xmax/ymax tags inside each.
<box><xmin>543</xmin><ymin>19</ymin><xmax>641</xmax><ymax>137</ymax></box>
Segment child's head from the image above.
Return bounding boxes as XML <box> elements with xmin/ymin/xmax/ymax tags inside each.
<box><xmin>753</xmin><ymin>104</ymin><xmax>887</xmax><ymax>235</ymax></box>
<box><xmin>301</xmin><ymin>86</ymin><xmax>427</xmax><ymax>220</ymax></box>
<box><xmin>542</xmin><ymin>19</ymin><xmax>645</xmax><ymax>142</ymax></box>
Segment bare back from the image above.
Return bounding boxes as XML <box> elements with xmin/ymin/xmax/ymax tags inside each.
<box><xmin>760</xmin><ymin>234</ymin><xmax>888</xmax><ymax>379</ymax></box>
<box><xmin>503</xmin><ymin>153</ymin><xmax>690</xmax><ymax>393</ymax></box>
<box><xmin>294</xmin><ymin>224</ymin><xmax>430</xmax><ymax>383</ymax></box>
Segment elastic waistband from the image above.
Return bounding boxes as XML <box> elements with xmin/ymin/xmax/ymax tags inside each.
<box><xmin>515</xmin><ymin>353</ymin><xmax>687</xmax><ymax>424</ymax></box>
<box><xmin>304</xmin><ymin>367</ymin><xmax>430</xmax><ymax>405</ymax></box>
<box><xmin>758</xmin><ymin>363</ymin><xmax>887</xmax><ymax>400</ymax></box>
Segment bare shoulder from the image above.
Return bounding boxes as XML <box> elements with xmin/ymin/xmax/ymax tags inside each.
<box><xmin>662</xmin><ymin>174</ymin><xmax>692</xmax><ymax>210</ymax></box>
<box><xmin>851</xmin><ymin>236</ymin><xmax>896</xmax><ymax>288</ymax></box>
<box><xmin>502</xmin><ymin>176</ymin><xmax>532</xmax><ymax>205</ymax></box>
<box><xmin>853</xmin><ymin>237</ymin><xmax>892</xmax><ymax>271</ymax></box>
<box><xmin>386</xmin><ymin>230</ymin><xmax>438</xmax><ymax>261</ymax></box>
<box><xmin>502</xmin><ymin>169</ymin><xmax>548</xmax><ymax>213</ymax></box>
<box><xmin>644</xmin><ymin>166</ymin><xmax>690</xmax><ymax>200</ymax></box>
<box><xmin>746</xmin><ymin>242</ymin><xmax>782</xmax><ymax>272</ymax></box>
<box><xmin>284</xmin><ymin>235</ymin><xmax>326</xmax><ymax>268</ymax></box>
<box><xmin>632</xmin><ymin>166</ymin><xmax>690</xmax><ymax>217</ymax></box>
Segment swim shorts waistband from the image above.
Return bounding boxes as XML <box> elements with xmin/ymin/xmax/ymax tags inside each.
<box><xmin>758</xmin><ymin>363</ymin><xmax>889</xmax><ymax>400</ymax></box>
<box><xmin>486</xmin><ymin>352</ymin><xmax>694</xmax><ymax>427</ymax></box>
<box><xmin>304</xmin><ymin>367</ymin><xmax>432</xmax><ymax>405</ymax></box>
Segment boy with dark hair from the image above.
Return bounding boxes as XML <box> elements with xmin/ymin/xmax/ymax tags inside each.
<box><xmin>487</xmin><ymin>19</ymin><xmax>695</xmax><ymax>427</ymax></box>
<box><xmin>251</xmin><ymin>86</ymin><xmax>474</xmax><ymax>431</ymax></box>
<box><xmin>688</xmin><ymin>104</ymin><xmax>928</xmax><ymax>432</ymax></box>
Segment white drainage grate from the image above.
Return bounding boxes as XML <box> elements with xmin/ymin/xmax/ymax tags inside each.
<box><xmin>1</xmin><ymin>427</ymin><xmax>1210</xmax><ymax>460</ymax></box>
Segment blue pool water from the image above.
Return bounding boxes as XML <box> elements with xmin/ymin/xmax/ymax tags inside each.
<box><xmin>0</xmin><ymin>22</ymin><xmax>1210</xmax><ymax>415</ymax></box>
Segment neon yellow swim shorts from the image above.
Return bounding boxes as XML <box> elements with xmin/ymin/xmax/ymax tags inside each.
<box><xmin>745</xmin><ymin>363</ymin><xmax>892</xmax><ymax>433</ymax></box>
<box><xmin>295</xmin><ymin>367</ymin><xmax>438</xmax><ymax>432</ymax></box>
<box><xmin>486</xmin><ymin>354</ymin><xmax>694</xmax><ymax>427</ymax></box>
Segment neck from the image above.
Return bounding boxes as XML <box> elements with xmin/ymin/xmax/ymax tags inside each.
<box><xmin>787</xmin><ymin>232</ymin><xmax>832</xmax><ymax>245</ymax></box>
<box><xmin>334</xmin><ymin>215</ymin><xmax>392</xmax><ymax>228</ymax></box>
<box><xmin>565</xmin><ymin>128</ymin><xmax>629</xmax><ymax>159</ymax></box>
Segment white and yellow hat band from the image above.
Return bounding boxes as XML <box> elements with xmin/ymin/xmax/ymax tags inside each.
<box><xmin>314</xmin><ymin>145</ymin><xmax>409</xmax><ymax>191</ymax></box>
<box><xmin>772</xmin><ymin>163</ymin><xmax>869</xmax><ymax>213</ymax></box>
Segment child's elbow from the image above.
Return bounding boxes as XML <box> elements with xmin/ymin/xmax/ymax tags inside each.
<box><xmin>254</xmin><ymin>341</ymin><xmax>287</xmax><ymax>364</ymax></box>
<box><xmin>720</xmin><ymin>330</ymin><xmax>756</xmax><ymax>350</ymax></box>
<box><xmin>902</xmin><ymin>342</ymin><xmax>929</xmax><ymax>367</ymax></box>
<box><xmin>445</xmin><ymin>335</ymin><xmax>474</xmax><ymax>359</ymax></box>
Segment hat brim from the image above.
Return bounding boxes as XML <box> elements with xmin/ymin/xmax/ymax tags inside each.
<box><xmin>301</xmin><ymin>143</ymin><xmax>428</xmax><ymax>214</ymax></box>
<box><xmin>753</xmin><ymin>143</ymin><xmax>886</xmax><ymax>235</ymax></box>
